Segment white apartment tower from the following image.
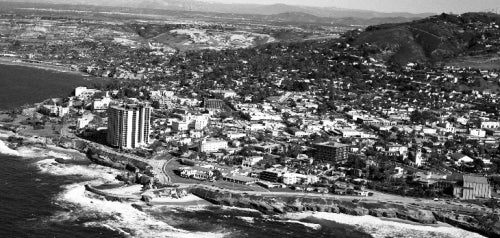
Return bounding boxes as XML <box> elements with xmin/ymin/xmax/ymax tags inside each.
<box><xmin>107</xmin><ymin>104</ymin><xmax>152</xmax><ymax>149</ymax></box>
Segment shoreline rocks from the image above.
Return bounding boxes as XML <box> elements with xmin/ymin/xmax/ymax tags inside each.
<box><xmin>189</xmin><ymin>186</ymin><xmax>499</xmax><ymax>238</ymax></box>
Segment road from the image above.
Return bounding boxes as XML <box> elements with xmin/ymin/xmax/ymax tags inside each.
<box><xmin>150</xmin><ymin>153</ymin><xmax>172</xmax><ymax>184</ymax></box>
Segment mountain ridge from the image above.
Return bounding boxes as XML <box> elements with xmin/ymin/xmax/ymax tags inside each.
<box><xmin>0</xmin><ymin>0</ymin><xmax>434</xmax><ymax>19</ymax></box>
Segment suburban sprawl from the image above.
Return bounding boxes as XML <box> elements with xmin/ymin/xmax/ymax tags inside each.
<box><xmin>1</xmin><ymin>3</ymin><xmax>500</xmax><ymax>237</ymax></box>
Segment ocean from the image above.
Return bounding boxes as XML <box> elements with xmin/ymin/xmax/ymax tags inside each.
<box><xmin>0</xmin><ymin>64</ymin><xmax>487</xmax><ymax>238</ymax></box>
<box><xmin>0</xmin><ymin>63</ymin><xmax>96</xmax><ymax>110</ymax></box>
<box><xmin>0</xmin><ymin>154</ymin><xmax>120</xmax><ymax>238</ymax></box>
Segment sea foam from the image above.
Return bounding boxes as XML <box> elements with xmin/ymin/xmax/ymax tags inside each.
<box><xmin>283</xmin><ymin>212</ymin><xmax>486</xmax><ymax>238</ymax></box>
<box><xmin>35</xmin><ymin>150</ymin><xmax>228</xmax><ymax>238</ymax></box>
<box><xmin>0</xmin><ymin>139</ymin><xmax>19</xmax><ymax>156</ymax></box>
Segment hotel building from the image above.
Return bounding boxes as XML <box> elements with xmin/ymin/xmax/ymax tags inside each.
<box><xmin>107</xmin><ymin>104</ymin><xmax>151</xmax><ymax>149</ymax></box>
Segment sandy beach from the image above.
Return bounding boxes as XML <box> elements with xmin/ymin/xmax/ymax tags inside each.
<box><xmin>0</xmin><ymin>57</ymin><xmax>89</xmax><ymax>77</ymax></box>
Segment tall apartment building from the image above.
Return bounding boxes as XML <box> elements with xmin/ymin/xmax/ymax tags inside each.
<box><xmin>107</xmin><ymin>104</ymin><xmax>151</xmax><ymax>149</ymax></box>
<box><xmin>313</xmin><ymin>142</ymin><xmax>349</xmax><ymax>163</ymax></box>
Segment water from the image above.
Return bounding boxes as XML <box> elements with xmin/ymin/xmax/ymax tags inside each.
<box><xmin>0</xmin><ymin>155</ymin><xmax>120</xmax><ymax>238</ymax></box>
<box><xmin>148</xmin><ymin>206</ymin><xmax>372</xmax><ymax>238</ymax></box>
<box><xmin>0</xmin><ymin>63</ymin><xmax>96</xmax><ymax>110</ymax></box>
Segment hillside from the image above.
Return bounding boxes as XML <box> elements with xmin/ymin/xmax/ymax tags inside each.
<box><xmin>350</xmin><ymin>12</ymin><xmax>500</xmax><ymax>66</ymax></box>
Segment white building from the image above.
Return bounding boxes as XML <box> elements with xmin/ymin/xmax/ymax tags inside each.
<box><xmin>338</xmin><ymin>129</ymin><xmax>362</xmax><ymax>138</ymax></box>
<box><xmin>41</xmin><ymin>104</ymin><xmax>69</xmax><ymax>117</ymax></box>
<box><xmin>210</xmin><ymin>89</ymin><xmax>237</xmax><ymax>98</ymax></box>
<box><xmin>422</xmin><ymin>128</ymin><xmax>437</xmax><ymax>135</ymax></box>
<box><xmin>282</xmin><ymin>173</ymin><xmax>319</xmax><ymax>185</ymax></box>
<box><xmin>74</xmin><ymin>87</ymin><xmax>101</xmax><ymax>100</ymax></box>
<box><xmin>470</xmin><ymin>128</ymin><xmax>486</xmax><ymax>138</ymax></box>
<box><xmin>199</xmin><ymin>138</ymin><xmax>228</xmax><ymax>153</ymax></box>
<box><xmin>190</xmin><ymin>115</ymin><xmax>209</xmax><ymax>130</ymax></box>
<box><xmin>93</xmin><ymin>97</ymin><xmax>112</xmax><ymax>111</ymax></box>
<box><xmin>150</xmin><ymin>90</ymin><xmax>174</xmax><ymax>99</ymax></box>
<box><xmin>77</xmin><ymin>116</ymin><xmax>93</xmax><ymax>129</ymax></box>
<box><xmin>481</xmin><ymin>121</ymin><xmax>500</xmax><ymax>129</ymax></box>
<box><xmin>107</xmin><ymin>104</ymin><xmax>152</xmax><ymax>149</ymax></box>
<box><xmin>242</xmin><ymin>156</ymin><xmax>263</xmax><ymax>168</ymax></box>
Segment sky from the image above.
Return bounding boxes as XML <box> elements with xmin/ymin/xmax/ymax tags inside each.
<box><xmin>198</xmin><ymin>0</ymin><xmax>500</xmax><ymax>14</ymax></box>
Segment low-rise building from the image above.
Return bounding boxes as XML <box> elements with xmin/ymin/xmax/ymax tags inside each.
<box><xmin>450</xmin><ymin>175</ymin><xmax>491</xmax><ymax>199</ymax></box>
<box><xmin>199</xmin><ymin>138</ymin><xmax>228</xmax><ymax>153</ymax></box>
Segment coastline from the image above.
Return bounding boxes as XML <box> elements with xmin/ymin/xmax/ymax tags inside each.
<box><xmin>0</xmin><ymin>127</ymin><xmax>496</xmax><ymax>238</ymax></box>
<box><xmin>281</xmin><ymin>212</ymin><xmax>486</xmax><ymax>238</ymax></box>
<box><xmin>0</xmin><ymin>57</ymin><xmax>90</xmax><ymax>77</ymax></box>
<box><xmin>0</xmin><ymin>129</ymin><xmax>494</xmax><ymax>238</ymax></box>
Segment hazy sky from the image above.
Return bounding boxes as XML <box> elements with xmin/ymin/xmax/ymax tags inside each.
<box><xmin>199</xmin><ymin>0</ymin><xmax>500</xmax><ymax>14</ymax></box>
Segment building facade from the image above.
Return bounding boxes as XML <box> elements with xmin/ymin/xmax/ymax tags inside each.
<box><xmin>198</xmin><ymin>138</ymin><xmax>228</xmax><ymax>153</ymax></box>
<box><xmin>314</xmin><ymin>142</ymin><xmax>349</xmax><ymax>163</ymax></box>
<box><xmin>107</xmin><ymin>104</ymin><xmax>151</xmax><ymax>149</ymax></box>
<box><xmin>452</xmin><ymin>175</ymin><xmax>491</xmax><ymax>200</ymax></box>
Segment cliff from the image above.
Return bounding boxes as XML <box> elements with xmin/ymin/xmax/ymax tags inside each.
<box><xmin>189</xmin><ymin>186</ymin><xmax>500</xmax><ymax>238</ymax></box>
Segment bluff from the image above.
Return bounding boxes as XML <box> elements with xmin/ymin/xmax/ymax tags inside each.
<box><xmin>348</xmin><ymin>12</ymin><xmax>500</xmax><ymax>65</ymax></box>
<box><xmin>189</xmin><ymin>186</ymin><xmax>500</xmax><ymax>238</ymax></box>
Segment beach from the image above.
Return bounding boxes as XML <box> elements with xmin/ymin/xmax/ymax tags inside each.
<box><xmin>0</xmin><ymin>57</ymin><xmax>88</xmax><ymax>77</ymax></box>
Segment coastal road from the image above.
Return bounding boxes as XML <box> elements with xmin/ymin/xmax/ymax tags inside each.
<box><xmin>150</xmin><ymin>153</ymin><xmax>172</xmax><ymax>184</ymax></box>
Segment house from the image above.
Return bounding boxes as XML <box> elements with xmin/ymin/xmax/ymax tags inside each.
<box><xmin>222</xmin><ymin>175</ymin><xmax>258</xmax><ymax>185</ymax></box>
<box><xmin>179</xmin><ymin>167</ymin><xmax>214</xmax><ymax>181</ymax></box>
<box><xmin>92</xmin><ymin>97</ymin><xmax>112</xmax><ymax>111</ymax></box>
<box><xmin>469</xmin><ymin>128</ymin><xmax>486</xmax><ymax>138</ymax></box>
<box><xmin>242</xmin><ymin>156</ymin><xmax>263</xmax><ymax>168</ymax></box>
<box><xmin>210</xmin><ymin>89</ymin><xmax>237</xmax><ymax>98</ymax></box>
<box><xmin>451</xmin><ymin>153</ymin><xmax>473</xmax><ymax>165</ymax></box>
<box><xmin>480</xmin><ymin>121</ymin><xmax>500</xmax><ymax>129</ymax></box>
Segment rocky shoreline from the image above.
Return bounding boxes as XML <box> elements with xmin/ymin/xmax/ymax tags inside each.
<box><xmin>0</xmin><ymin>129</ymin><xmax>499</xmax><ymax>237</ymax></box>
<box><xmin>188</xmin><ymin>186</ymin><xmax>500</xmax><ymax>238</ymax></box>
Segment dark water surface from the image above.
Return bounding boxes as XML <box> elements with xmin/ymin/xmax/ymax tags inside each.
<box><xmin>0</xmin><ymin>64</ymin><xmax>94</xmax><ymax>110</ymax></box>
<box><xmin>0</xmin><ymin>155</ymin><xmax>120</xmax><ymax>238</ymax></box>
<box><xmin>149</xmin><ymin>206</ymin><xmax>373</xmax><ymax>238</ymax></box>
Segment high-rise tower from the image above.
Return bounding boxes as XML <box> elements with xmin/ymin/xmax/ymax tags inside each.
<box><xmin>107</xmin><ymin>104</ymin><xmax>151</xmax><ymax>149</ymax></box>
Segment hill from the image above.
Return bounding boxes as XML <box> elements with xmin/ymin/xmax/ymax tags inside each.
<box><xmin>349</xmin><ymin>12</ymin><xmax>500</xmax><ymax>66</ymax></box>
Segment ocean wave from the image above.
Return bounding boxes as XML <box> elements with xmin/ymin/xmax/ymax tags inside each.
<box><xmin>36</xmin><ymin>152</ymin><xmax>228</xmax><ymax>238</ymax></box>
<box><xmin>278</xmin><ymin>219</ymin><xmax>321</xmax><ymax>230</ymax></box>
<box><xmin>282</xmin><ymin>212</ymin><xmax>486</xmax><ymax>238</ymax></box>
<box><xmin>54</xmin><ymin>183</ymin><xmax>227</xmax><ymax>238</ymax></box>
<box><xmin>0</xmin><ymin>139</ymin><xmax>70</xmax><ymax>158</ymax></box>
<box><xmin>0</xmin><ymin>139</ymin><xmax>19</xmax><ymax>156</ymax></box>
<box><xmin>35</xmin><ymin>158</ymin><xmax>118</xmax><ymax>181</ymax></box>
<box><xmin>236</xmin><ymin>216</ymin><xmax>255</xmax><ymax>224</ymax></box>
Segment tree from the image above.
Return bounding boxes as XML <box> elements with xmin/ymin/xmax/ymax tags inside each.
<box><xmin>179</xmin><ymin>144</ymin><xmax>189</xmax><ymax>154</ymax></box>
<box><xmin>473</xmin><ymin>158</ymin><xmax>485</xmax><ymax>172</ymax></box>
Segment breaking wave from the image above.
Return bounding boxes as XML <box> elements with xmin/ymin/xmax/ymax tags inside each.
<box><xmin>31</xmin><ymin>148</ymin><xmax>227</xmax><ymax>238</ymax></box>
<box><xmin>283</xmin><ymin>212</ymin><xmax>486</xmax><ymax>238</ymax></box>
